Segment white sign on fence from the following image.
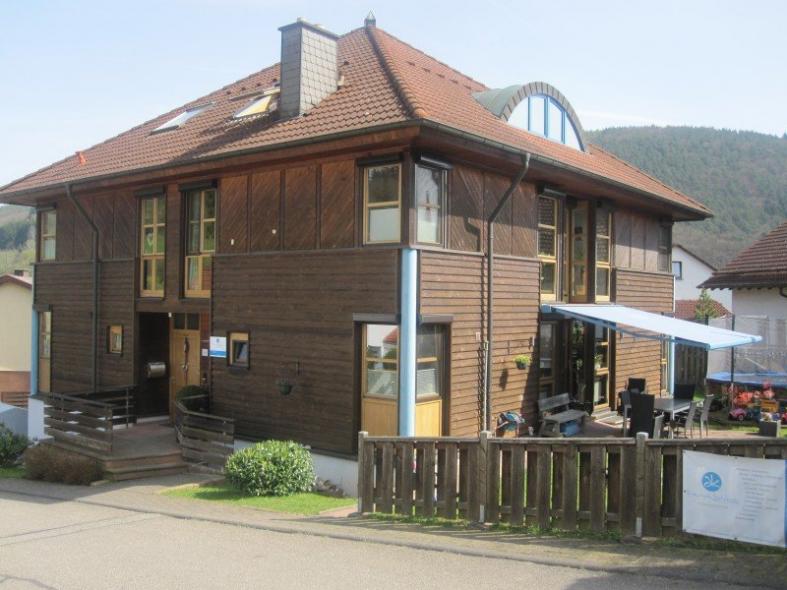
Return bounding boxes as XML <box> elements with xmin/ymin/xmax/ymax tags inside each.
<box><xmin>683</xmin><ymin>450</ymin><xmax>786</xmax><ymax>548</ymax></box>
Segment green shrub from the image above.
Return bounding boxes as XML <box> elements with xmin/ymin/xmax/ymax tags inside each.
<box><xmin>176</xmin><ymin>385</ymin><xmax>209</xmax><ymax>412</ymax></box>
<box><xmin>24</xmin><ymin>444</ymin><xmax>103</xmax><ymax>485</ymax></box>
<box><xmin>0</xmin><ymin>424</ymin><xmax>28</xmax><ymax>467</ymax></box>
<box><xmin>225</xmin><ymin>440</ymin><xmax>315</xmax><ymax>497</ymax></box>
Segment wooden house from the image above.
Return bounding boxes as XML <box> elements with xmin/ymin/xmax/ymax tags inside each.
<box><xmin>0</xmin><ymin>17</ymin><xmax>712</xmax><ymax>461</ymax></box>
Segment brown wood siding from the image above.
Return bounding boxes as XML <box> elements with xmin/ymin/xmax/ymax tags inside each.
<box><xmin>320</xmin><ymin>160</ymin><xmax>356</xmax><ymax>249</ymax></box>
<box><xmin>250</xmin><ymin>170</ymin><xmax>281</xmax><ymax>251</ymax></box>
<box><xmin>55</xmin><ymin>196</ymin><xmax>75</xmax><ymax>262</ymax></box>
<box><xmin>284</xmin><ymin>165</ymin><xmax>318</xmax><ymax>251</ymax></box>
<box><xmin>613</xmin><ymin>269</ymin><xmax>673</xmax><ymax>394</ymax></box>
<box><xmin>165</xmin><ymin>183</ymin><xmax>182</xmax><ymax>300</ymax></box>
<box><xmin>511</xmin><ymin>182</ymin><xmax>537</xmax><ymax>258</ymax></box>
<box><xmin>615</xmin><ymin>210</ymin><xmax>664</xmax><ymax>273</ymax></box>
<box><xmin>419</xmin><ymin>251</ymin><xmax>539</xmax><ymax>437</ymax></box>
<box><xmin>97</xmin><ymin>260</ymin><xmax>135</xmax><ymax>386</ymax></box>
<box><xmin>93</xmin><ymin>194</ymin><xmax>115</xmax><ymax>260</ymax></box>
<box><xmin>484</xmin><ymin>174</ymin><xmax>513</xmax><ymax>256</ymax></box>
<box><xmin>211</xmin><ymin>249</ymin><xmax>399</xmax><ymax>454</ymax></box>
<box><xmin>448</xmin><ymin>165</ymin><xmax>484</xmax><ymax>252</ymax></box>
<box><xmin>34</xmin><ymin>262</ymin><xmax>92</xmax><ymax>392</ymax></box>
<box><xmin>219</xmin><ymin>175</ymin><xmax>249</xmax><ymax>254</ymax></box>
<box><xmin>113</xmin><ymin>189</ymin><xmax>136</xmax><ymax>259</ymax></box>
<box><xmin>72</xmin><ymin>195</ymin><xmax>94</xmax><ymax>261</ymax></box>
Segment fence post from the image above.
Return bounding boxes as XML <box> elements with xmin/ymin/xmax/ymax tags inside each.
<box><xmin>634</xmin><ymin>432</ymin><xmax>648</xmax><ymax>538</ymax></box>
<box><xmin>477</xmin><ymin>430</ymin><xmax>491</xmax><ymax>523</ymax></box>
<box><xmin>357</xmin><ymin>431</ymin><xmax>368</xmax><ymax>514</ymax></box>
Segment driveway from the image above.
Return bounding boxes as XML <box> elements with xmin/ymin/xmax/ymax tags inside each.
<box><xmin>0</xmin><ymin>478</ymin><xmax>779</xmax><ymax>590</ymax></box>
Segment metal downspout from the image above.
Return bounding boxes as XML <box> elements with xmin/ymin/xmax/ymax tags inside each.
<box><xmin>65</xmin><ymin>184</ymin><xmax>99</xmax><ymax>391</ymax></box>
<box><xmin>484</xmin><ymin>153</ymin><xmax>530</xmax><ymax>431</ymax></box>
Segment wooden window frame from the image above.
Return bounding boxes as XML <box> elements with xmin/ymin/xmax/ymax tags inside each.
<box><xmin>38</xmin><ymin>310</ymin><xmax>52</xmax><ymax>393</ymax></box>
<box><xmin>107</xmin><ymin>325</ymin><xmax>123</xmax><ymax>355</ymax></box>
<box><xmin>657</xmin><ymin>223</ymin><xmax>672</xmax><ymax>273</ymax></box>
<box><xmin>139</xmin><ymin>195</ymin><xmax>166</xmax><ymax>297</ymax></box>
<box><xmin>595</xmin><ymin>209</ymin><xmax>612</xmax><ymax>302</ymax></box>
<box><xmin>414</xmin><ymin>164</ymin><xmax>446</xmax><ymax>245</ymax></box>
<box><xmin>538</xmin><ymin>321</ymin><xmax>558</xmax><ymax>399</ymax></box>
<box><xmin>363</xmin><ymin>163</ymin><xmax>402</xmax><ymax>245</ymax></box>
<box><xmin>184</xmin><ymin>188</ymin><xmax>217</xmax><ymax>298</ymax></box>
<box><xmin>415</xmin><ymin>323</ymin><xmax>447</xmax><ymax>402</ymax></box>
<box><xmin>569</xmin><ymin>201</ymin><xmax>590</xmax><ymax>302</ymax></box>
<box><xmin>38</xmin><ymin>208</ymin><xmax>57</xmax><ymax>262</ymax></box>
<box><xmin>538</xmin><ymin>196</ymin><xmax>559</xmax><ymax>300</ymax></box>
<box><xmin>361</xmin><ymin>324</ymin><xmax>399</xmax><ymax>400</ymax></box>
<box><xmin>228</xmin><ymin>331</ymin><xmax>250</xmax><ymax>369</ymax></box>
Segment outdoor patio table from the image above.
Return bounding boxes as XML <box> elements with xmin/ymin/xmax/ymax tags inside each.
<box><xmin>653</xmin><ymin>398</ymin><xmax>692</xmax><ymax>437</ymax></box>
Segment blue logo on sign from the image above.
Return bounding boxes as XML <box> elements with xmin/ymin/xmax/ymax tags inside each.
<box><xmin>702</xmin><ymin>471</ymin><xmax>722</xmax><ymax>492</ymax></box>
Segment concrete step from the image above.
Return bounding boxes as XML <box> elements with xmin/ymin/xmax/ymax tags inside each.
<box><xmin>105</xmin><ymin>462</ymin><xmax>189</xmax><ymax>481</ymax></box>
<box><xmin>102</xmin><ymin>452</ymin><xmax>185</xmax><ymax>471</ymax></box>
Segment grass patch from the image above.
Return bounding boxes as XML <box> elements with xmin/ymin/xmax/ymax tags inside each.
<box><xmin>0</xmin><ymin>466</ymin><xmax>24</xmax><ymax>479</ymax></box>
<box><xmin>163</xmin><ymin>482</ymin><xmax>356</xmax><ymax>516</ymax></box>
<box><xmin>366</xmin><ymin>513</ymin><xmax>785</xmax><ymax>554</ymax></box>
<box><xmin>708</xmin><ymin>410</ymin><xmax>787</xmax><ymax>438</ymax></box>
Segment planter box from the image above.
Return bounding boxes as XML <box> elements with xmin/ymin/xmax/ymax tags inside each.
<box><xmin>758</xmin><ymin>421</ymin><xmax>781</xmax><ymax>437</ymax></box>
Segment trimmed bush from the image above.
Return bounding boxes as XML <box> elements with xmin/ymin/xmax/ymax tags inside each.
<box><xmin>175</xmin><ymin>385</ymin><xmax>209</xmax><ymax>412</ymax></box>
<box><xmin>0</xmin><ymin>424</ymin><xmax>28</xmax><ymax>467</ymax></box>
<box><xmin>225</xmin><ymin>440</ymin><xmax>315</xmax><ymax>497</ymax></box>
<box><xmin>24</xmin><ymin>444</ymin><xmax>103</xmax><ymax>485</ymax></box>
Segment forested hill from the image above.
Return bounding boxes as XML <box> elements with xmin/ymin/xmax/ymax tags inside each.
<box><xmin>586</xmin><ymin>126</ymin><xmax>787</xmax><ymax>267</ymax></box>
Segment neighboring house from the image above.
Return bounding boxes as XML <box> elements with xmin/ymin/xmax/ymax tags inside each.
<box><xmin>0</xmin><ymin>17</ymin><xmax>712</xmax><ymax>467</ymax></box>
<box><xmin>0</xmin><ymin>272</ymin><xmax>32</xmax><ymax>435</ymax></box>
<box><xmin>701</xmin><ymin>221</ymin><xmax>787</xmax><ymax>320</ymax></box>
<box><xmin>672</xmin><ymin>244</ymin><xmax>731</xmax><ymax>310</ymax></box>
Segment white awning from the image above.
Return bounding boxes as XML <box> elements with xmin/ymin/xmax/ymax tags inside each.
<box><xmin>541</xmin><ymin>304</ymin><xmax>762</xmax><ymax>350</ymax></box>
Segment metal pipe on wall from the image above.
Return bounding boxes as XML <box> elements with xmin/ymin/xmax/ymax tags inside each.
<box><xmin>484</xmin><ymin>153</ymin><xmax>530</xmax><ymax>431</ymax></box>
<box><xmin>65</xmin><ymin>184</ymin><xmax>100</xmax><ymax>391</ymax></box>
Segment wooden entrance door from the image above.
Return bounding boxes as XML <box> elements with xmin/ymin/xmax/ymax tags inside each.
<box><xmin>169</xmin><ymin>314</ymin><xmax>201</xmax><ymax>417</ymax></box>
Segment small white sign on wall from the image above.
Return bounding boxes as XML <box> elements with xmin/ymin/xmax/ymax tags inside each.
<box><xmin>209</xmin><ymin>336</ymin><xmax>227</xmax><ymax>359</ymax></box>
<box><xmin>683</xmin><ymin>450</ymin><xmax>786</xmax><ymax>548</ymax></box>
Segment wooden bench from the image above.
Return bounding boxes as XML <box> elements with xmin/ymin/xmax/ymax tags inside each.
<box><xmin>538</xmin><ymin>393</ymin><xmax>586</xmax><ymax>437</ymax></box>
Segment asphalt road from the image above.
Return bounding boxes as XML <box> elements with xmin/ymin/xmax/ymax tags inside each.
<box><xmin>0</xmin><ymin>492</ymin><xmax>760</xmax><ymax>590</ymax></box>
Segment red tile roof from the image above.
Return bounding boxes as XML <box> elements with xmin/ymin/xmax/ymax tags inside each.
<box><xmin>674</xmin><ymin>299</ymin><xmax>730</xmax><ymax>321</ymax></box>
<box><xmin>0</xmin><ymin>23</ymin><xmax>710</xmax><ymax>219</ymax></box>
<box><xmin>700</xmin><ymin>221</ymin><xmax>787</xmax><ymax>289</ymax></box>
<box><xmin>0</xmin><ymin>273</ymin><xmax>32</xmax><ymax>289</ymax></box>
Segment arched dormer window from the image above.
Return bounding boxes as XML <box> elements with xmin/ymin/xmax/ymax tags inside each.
<box><xmin>474</xmin><ymin>82</ymin><xmax>586</xmax><ymax>151</ymax></box>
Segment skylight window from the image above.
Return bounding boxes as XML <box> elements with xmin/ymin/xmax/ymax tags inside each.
<box><xmin>154</xmin><ymin>104</ymin><xmax>210</xmax><ymax>132</ymax></box>
<box><xmin>233</xmin><ymin>89</ymin><xmax>279</xmax><ymax>119</ymax></box>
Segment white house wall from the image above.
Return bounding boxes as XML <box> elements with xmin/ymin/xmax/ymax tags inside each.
<box><xmin>672</xmin><ymin>246</ymin><xmax>732</xmax><ymax>308</ymax></box>
<box><xmin>0</xmin><ymin>282</ymin><xmax>32</xmax><ymax>371</ymax></box>
<box><xmin>732</xmin><ymin>289</ymin><xmax>787</xmax><ymax>320</ymax></box>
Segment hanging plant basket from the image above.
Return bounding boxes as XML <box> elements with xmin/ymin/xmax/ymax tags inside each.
<box><xmin>276</xmin><ymin>379</ymin><xmax>294</xmax><ymax>396</ymax></box>
<box><xmin>513</xmin><ymin>354</ymin><xmax>531</xmax><ymax>370</ymax></box>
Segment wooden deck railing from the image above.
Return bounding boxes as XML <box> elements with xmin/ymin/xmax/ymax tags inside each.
<box><xmin>0</xmin><ymin>391</ymin><xmax>29</xmax><ymax>408</ymax></box>
<box><xmin>357</xmin><ymin>432</ymin><xmax>787</xmax><ymax>537</ymax></box>
<box><xmin>38</xmin><ymin>386</ymin><xmax>136</xmax><ymax>454</ymax></box>
<box><xmin>174</xmin><ymin>395</ymin><xmax>235</xmax><ymax>471</ymax></box>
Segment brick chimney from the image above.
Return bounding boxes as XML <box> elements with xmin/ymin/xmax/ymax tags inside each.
<box><xmin>278</xmin><ymin>19</ymin><xmax>339</xmax><ymax>119</ymax></box>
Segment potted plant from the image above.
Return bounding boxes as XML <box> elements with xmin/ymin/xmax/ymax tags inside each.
<box><xmin>514</xmin><ymin>354</ymin><xmax>531</xmax><ymax>370</ymax></box>
<box><xmin>276</xmin><ymin>378</ymin><xmax>294</xmax><ymax>396</ymax></box>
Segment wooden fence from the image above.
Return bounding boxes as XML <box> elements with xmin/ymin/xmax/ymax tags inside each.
<box><xmin>675</xmin><ymin>344</ymin><xmax>708</xmax><ymax>390</ymax></box>
<box><xmin>41</xmin><ymin>392</ymin><xmax>117</xmax><ymax>454</ymax></box>
<box><xmin>357</xmin><ymin>432</ymin><xmax>787</xmax><ymax>537</ymax></box>
<box><xmin>174</xmin><ymin>395</ymin><xmax>235</xmax><ymax>471</ymax></box>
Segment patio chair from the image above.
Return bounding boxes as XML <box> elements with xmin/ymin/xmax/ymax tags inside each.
<box><xmin>670</xmin><ymin>401</ymin><xmax>698</xmax><ymax>438</ymax></box>
<box><xmin>627</xmin><ymin>378</ymin><xmax>646</xmax><ymax>394</ymax></box>
<box><xmin>619</xmin><ymin>390</ymin><xmax>632</xmax><ymax>435</ymax></box>
<box><xmin>673</xmin><ymin>384</ymin><xmax>695</xmax><ymax>401</ymax></box>
<box><xmin>652</xmin><ymin>413</ymin><xmax>665</xmax><ymax>440</ymax></box>
<box><xmin>627</xmin><ymin>392</ymin><xmax>655</xmax><ymax>437</ymax></box>
<box><xmin>697</xmin><ymin>394</ymin><xmax>714</xmax><ymax>437</ymax></box>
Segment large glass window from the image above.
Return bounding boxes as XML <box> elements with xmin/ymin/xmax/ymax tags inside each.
<box><xmin>570</xmin><ymin>203</ymin><xmax>589</xmax><ymax>300</ymax></box>
<box><xmin>538</xmin><ymin>322</ymin><xmax>556</xmax><ymax>398</ymax></box>
<box><xmin>672</xmin><ymin>261</ymin><xmax>683</xmax><ymax>280</ymax></box>
<box><xmin>363</xmin><ymin>324</ymin><xmax>399</xmax><ymax>398</ymax></box>
<box><xmin>657</xmin><ymin>224</ymin><xmax>671</xmax><ymax>273</ymax></box>
<box><xmin>108</xmin><ymin>325</ymin><xmax>123</xmax><ymax>355</ymax></box>
<box><xmin>364</xmin><ymin>164</ymin><xmax>401</xmax><ymax>244</ymax></box>
<box><xmin>595</xmin><ymin>211</ymin><xmax>612</xmax><ymax>300</ymax></box>
<box><xmin>39</xmin><ymin>209</ymin><xmax>56</xmax><ymax>261</ymax></box>
<box><xmin>511</xmin><ymin>94</ymin><xmax>583</xmax><ymax>150</ymax></box>
<box><xmin>184</xmin><ymin>188</ymin><xmax>216</xmax><ymax>297</ymax></box>
<box><xmin>140</xmin><ymin>196</ymin><xmax>166</xmax><ymax>297</ymax></box>
<box><xmin>416</xmin><ymin>324</ymin><xmax>444</xmax><ymax>400</ymax></box>
<box><xmin>415</xmin><ymin>165</ymin><xmax>444</xmax><ymax>244</ymax></box>
<box><xmin>538</xmin><ymin>197</ymin><xmax>558</xmax><ymax>299</ymax></box>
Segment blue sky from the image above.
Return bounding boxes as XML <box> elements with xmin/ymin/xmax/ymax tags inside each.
<box><xmin>1</xmin><ymin>0</ymin><xmax>784</xmax><ymax>187</ymax></box>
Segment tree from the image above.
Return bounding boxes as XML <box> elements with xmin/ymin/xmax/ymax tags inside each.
<box><xmin>694</xmin><ymin>289</ymin><xmax>721</xmax><ymax>322</ymax></box>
